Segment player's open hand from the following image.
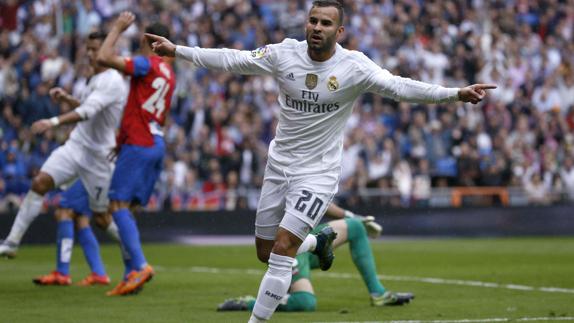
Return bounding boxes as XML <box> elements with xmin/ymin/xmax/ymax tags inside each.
<box><xmin>458</xmin><ymin>84</ymin><xmax>497</xmax><ymax>104</ymax></box>
<box><xmin>31</xmin><ymin>119</ymin><xmax>52</xmax><ymax>135</ymax></box>
<box><xmin>49</xmin><ymin>87</ymin><xmax>68</xmax><ymax>103</ymax></box>
<box><xmin>114</xmin><ymin>11</ymin><xmax>135</xmax><ymax>32</ymax></box>
<box><xmin>356</xmin><ymin>215</ymin><xmax>383</xmax><ymax>239</ymax></box>
<box><xmin>144</xmin><ymin>33</ymin><xmax>176</xmax><ymax>57</ymax></box>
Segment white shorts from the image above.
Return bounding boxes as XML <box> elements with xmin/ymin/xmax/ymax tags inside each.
<box><xmin>255</xmin><ymin>163</ymin><xmax>339</xmax><ymax>241</ymax></box>
<box><xmin>40</xmin><ymin>140</ymin><xmax>113</xmax><ymax>213</ymax></box>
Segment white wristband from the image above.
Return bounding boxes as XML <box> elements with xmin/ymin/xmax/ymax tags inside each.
<box><xmin>344</xmin><ymin>210</ymin><xmax>355</xmax><ymax>218</ymax></box>
<box><xmin>49</xmin><ymin>117</ymin><xmax>60</xmax><ymax>126</ymax></box>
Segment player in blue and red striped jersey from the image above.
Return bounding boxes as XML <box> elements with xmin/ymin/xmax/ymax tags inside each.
<box><xmin>97</xmin><ymin>11</ymin><xmax>175</xmax><ymax>296</ymax></box>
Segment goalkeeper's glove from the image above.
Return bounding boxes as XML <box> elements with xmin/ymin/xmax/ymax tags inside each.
<box><xmin>345</xmin><ymin>211</ymin><xmax>383</xmax><ymax>239</ymax></box>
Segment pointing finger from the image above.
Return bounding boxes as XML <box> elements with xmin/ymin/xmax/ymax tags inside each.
<box><xmin>473</xmin><ymin>83</ymin><xmax>497</xmax><ymax>90</ymax></box>
<box><xmin>144</xmin><ymin>33</ymin><xmax>163</xmax><ymax>42</ymax></box>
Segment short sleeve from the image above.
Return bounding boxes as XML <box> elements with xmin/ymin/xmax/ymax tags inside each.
<box><xmin>124</xmin><ymin>56</ymin><xmax>151</xmax><ymax>77</ymax></box>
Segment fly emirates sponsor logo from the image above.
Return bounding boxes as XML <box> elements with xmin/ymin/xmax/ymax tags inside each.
<box><xmin>285</xmin><ymin>90</ymin><xmax>340</xmax><ymax>114</ymax></box>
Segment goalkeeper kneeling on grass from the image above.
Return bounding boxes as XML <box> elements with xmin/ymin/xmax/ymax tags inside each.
<box><xmin>218</xmin><ymin>204</ymin><xmax>414</xmax><ymax>312</ymax></box>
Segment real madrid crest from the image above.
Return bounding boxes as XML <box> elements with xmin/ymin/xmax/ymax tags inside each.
<box><xmin>327</xmin><ymin>76</ymin><xmax>339</xmax><ymax>91</ymax></box>
<box><xmin>305</xmin><ymin>74</ymin><xmax>318</xmax><ymax>90</ymax></box>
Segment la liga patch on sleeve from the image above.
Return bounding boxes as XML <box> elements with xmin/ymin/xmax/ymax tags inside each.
<box><xmin>251</xmin><ymin>46</ymin><xmax>269</xmax><ymax>59</ymax></box>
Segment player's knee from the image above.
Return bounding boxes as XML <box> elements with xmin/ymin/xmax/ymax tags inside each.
<box><xmin>345</xmin><ymin>217</ymin><xmax>366</xmax><ymax>241</ymax></box>
<box><xmin>290</xmin><ymin>291</ymin><xmax>317</xmax><ymax>312</ymax></box>
<box><xmin>272</xmin><ymin>233</ymin><xmax>299</xmax><ymax>256</ymax></box>
<box><xmin>300</xmin><ymin>294</ymin><xmax>317</xmax><ymax>312</ymax></box>
<box><xmin>93</xmin><ymin>212</ymin><xmax>111</xmax><ymax>230</ymax></box>
<box><xmin>109</xmin><ymin>200</ymin><xmax>129</xmax><ymax>213</ymax></box>
<box><xmin>55</xmin><ymin>208</ymin><xmax>74</xmax><ymax>221</ymax></box>
<box><xmin>75</xmin><ymin>216</ymin><xmax>90</xmax><ymax>229</ymax></box>
<box><xmin>31</xmin><ymin>174</ymin><xmax>54</xmax><ymax>195</ymax></box>
<box><xmin>256</xmin><ymin>250</ymin><xmax>270</xmax><ymax>263</ymax></box>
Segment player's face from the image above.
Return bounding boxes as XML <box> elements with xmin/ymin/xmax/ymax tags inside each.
<box><xmin>305</xmin><ymin>6</ymin><xmax>343</xmax><ymax>53</ymax></box>
<box><xmin>86</xmin><ymin>38</ymin><xmax>103</xmax><ymax>68</ymax></box>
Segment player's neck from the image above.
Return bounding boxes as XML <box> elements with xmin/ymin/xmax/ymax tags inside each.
<box><xmin>141</xmin><ymin>46</ymin><xmax>154</xmax><ymax>57</ymax></box>
<box><xmin>307</xmin><ymin>47</ymin><xmax>336</xmax><ymax>62</ymax></box>
<box><xmin>94</xmin><ymin>66</ymin><xmax>108</xmax><ymax>74</ymax></box>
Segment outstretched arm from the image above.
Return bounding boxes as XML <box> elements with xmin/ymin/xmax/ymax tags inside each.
<box><xmin>31</xmin><ymin>111</ymin><xmax>83</xmax><ymax>134</ymax></box>
<box><xmin>360</xmin><ymin>54</ymin><xmax>496</xmax><ymax>104</ymax></box>
<box><xmin>145</xmin><ymin>33</ymin><xmax>275</xmax><ymax>76</ymax></box>
<box><xmin>97</xmin><ymin>11</ymin><xmax>135</xmax><ymax>72</ymax></box>
<box><xmin>458</xmin><ymin>84</ymin><xmax>498</xmax><ymax>104</ymax></box>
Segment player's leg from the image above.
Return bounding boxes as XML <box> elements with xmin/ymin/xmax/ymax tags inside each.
<box><xmin>274</xmin><ymin>253</ymin><xmax>317</xmax><ymax>312</ymax></box>
<box><xmin>325</xmin><ymin>203</ymin><xmax>383</xmax><ymax>238</ymax></box>
<box><xmin>110</xmin><ymin>200</ymin><xmax>143</xmax><ymax>268</ymax></box>
<box><xmin>34</xmin><ymin>180</ymin><xmax>94</xmax><ymax>285</ymax></box>
<box><xmin>218</xmin><ymin>254</ymin><xmax>317</xmax><ymax>313</ymax></box>
<box><xmin>107</xmin><ymin>139</ymin><xmax>163</xmax><ymax>295</ymax></box>
<box><xmin>32</xmin><ymin>207</ymin><xmax>74</xmax><ymax>286</ymax></box>
<box><xmin>105</xmin><ymin>144</ymin><xmax>141</xmax><ymax>295</ymax></box>
<box><xmin>80</xmin><ymin>154</ymin><xmax>120</xmax><ymax>242</ymax></box>
<box><xmin>341</xmin><ymin>218</ymin><xmax>414</xmax><ymax>305</ymax></box>
<box><xmin>308</xmin><ymin>218</ymin><xmax>387</xmax><ymax>300</ymax></box>
<box><xmin>343</xmin><ymin>218</ymin><xmax>388</xmax><ymax>296</ymax></box>
<box><xmin>309</xmin><ymin>218</ymin><xmax>384</xmax><ymax>294</ymax></box>
<box><xmin>253</xmin><ymin>164</ymin><xmax>287</xmax><ymax>264</ymax></box>
<box><xmin>249</xmin><ymin>227</ymin><xmax>300</xmax><ymax>323</ymax></box>
<box><xmin>93</xmin><ymin>211</ymin><xmax>120</xmax><ymax>241</ymax></box>
<box><xmin>75</xmin><ymin>215</ymin><xmax>110</xmax><ymax>286</ymax></box>
<box><xmin>249</xmin><ymin>171</ymin><xmax>337</xmax><ymax>322</ymax></box>
<box><xmin>249</xmin><ymin>165</ymin><xmax>296</xmax><ymax>322</ymax></box>
<box><xmin>0</xmin><ymin>172</ymin><xmax>53</xmax><ymax>258</ymax></box>
<box><xmin>1</xmin><ymin>145</ymin><xmax>79</xmax><ymax>257</ymax></box>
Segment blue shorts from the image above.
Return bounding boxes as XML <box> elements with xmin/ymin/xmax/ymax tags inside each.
<box><xmin>108</xmin><ymin>135</ymin><xmax>165</xmax><ymax>206</ymax></box>
<box><xmin>59</xmin><ymin>180</ymin><xmax>92</xmax><ymax>217</ymax></box>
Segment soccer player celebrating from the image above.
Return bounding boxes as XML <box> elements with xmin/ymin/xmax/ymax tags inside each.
<box><xmin>145</xmin><ymin>1</ymin><xmax>495</xmax><ymax>321</ymax></box>
<box><xmin>33</xmin><ymin>181</ymin><xmax>110</xmax><ymax>286</ymax></box>
<box><xmin>0</xmin><ymin>31</ymin><xmax>127</xmax><ymax>260</ymax></box>
<box><xmin>96</xmin><ymin>12</ymin><xmax>175</xmax><ymax>296</ymax></box>
<box><xmin>217</xmin><ymin>214</ymin><xmax>413</xmax><ymax>312</ymax></box>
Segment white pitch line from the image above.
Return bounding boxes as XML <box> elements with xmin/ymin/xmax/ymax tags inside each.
<box><xmin>311</xmin><ymin>317</ymin><xmax>574</xmax><ymax>323</ymax></box>
<box><xmin>314</xmin><ymin>319</ymin><xmax>508</xmax><ymax>323</ymax></box>
<box><xmin>154</xmin><ymin>266</ymin><xmax>574</xmax><ymax>295</ymax></box>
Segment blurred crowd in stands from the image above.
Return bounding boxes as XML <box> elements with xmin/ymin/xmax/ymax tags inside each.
<box><xmin>2</xmin><ymin>0</ymin><xmax>574</xmax><ymax>212</ymax></box>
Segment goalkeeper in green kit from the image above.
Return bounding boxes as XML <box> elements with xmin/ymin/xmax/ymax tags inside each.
<box><xmin>218</xmin><ymin>204</ymin><xmax>414</xmax><ymax>312</ymax></box>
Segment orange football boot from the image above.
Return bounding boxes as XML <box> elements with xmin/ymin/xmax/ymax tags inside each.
<box><xmin>76</xmin><ymin>273</ymin><xmax>111</xmax><ymax>286</ymax></box>
<box><xmin>33</xmin><ymin>271</ymin><xmax>72</xmax><ymax>286</ymax></box>
<box><xmin>106</xmin><ymin>280</ymin><xmax>127</xmax><ymax>296</ymax></box>
<box><xmin>115</xmin><ymin>265</ymin><xmax>154</xmax><ymax>296</ymax></box>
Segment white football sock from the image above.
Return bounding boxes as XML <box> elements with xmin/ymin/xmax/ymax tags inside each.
<box><xmin>6</xmin><ymin>191</ymin><xmax>44</xmax><ymax>245</ymax></box>
<box><xmin>296</xmin><ymin>234</ymin><xmax>317</xmax><ymax>255</ymax></box>
<box><xmin>251</xmin><ymin>253</ymin><xmax>294</xmax><ymax>321</ymax></box>
<box><xmin>106</xmin><ymin>221</ymin><xmax>120</xmax><ymax>241</ymax></box>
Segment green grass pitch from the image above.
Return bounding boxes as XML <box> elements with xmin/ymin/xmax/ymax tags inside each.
<box><xmin>1</xmin><ymin>238</ymin><xmax>573</xmax><ymax>323</ymax></box>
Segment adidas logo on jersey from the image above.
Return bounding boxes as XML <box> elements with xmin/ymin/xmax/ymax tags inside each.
<box><xmin>286</xmin><ymin>73</ymin><xmax>295</xmax><ymax>81</ymax></box>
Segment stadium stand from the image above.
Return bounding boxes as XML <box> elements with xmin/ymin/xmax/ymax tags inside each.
<box><xmin>1</xmin><ymin>0</ymin><xmax>574</xmax><ymax>211</ymax></box>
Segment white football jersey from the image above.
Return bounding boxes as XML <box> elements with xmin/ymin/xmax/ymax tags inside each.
<box><xmin>176</xmin><ymin>39</ymin><xmax>459</xmax><ymax>174</ymax></box>
<box><xmin>68</xmin><ymin>68</ymin><xmax>127</xmax><ymax>156</ymax></box>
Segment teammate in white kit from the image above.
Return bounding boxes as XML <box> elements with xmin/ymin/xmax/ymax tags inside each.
<box><xmin>0</xmin><ymin>31</ymin><xmax>127</xmax><ymax>258</ymax></box>
<box><xmin>145</xmin><ymin>1</ymin><xmax>496</xmax><ymax>321</ymax></box>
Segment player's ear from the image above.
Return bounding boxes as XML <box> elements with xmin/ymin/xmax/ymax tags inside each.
<box><xmin>336</xmin><ymin>25</ymin><xmax>345</xmax><ymax>40</ymax></box>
